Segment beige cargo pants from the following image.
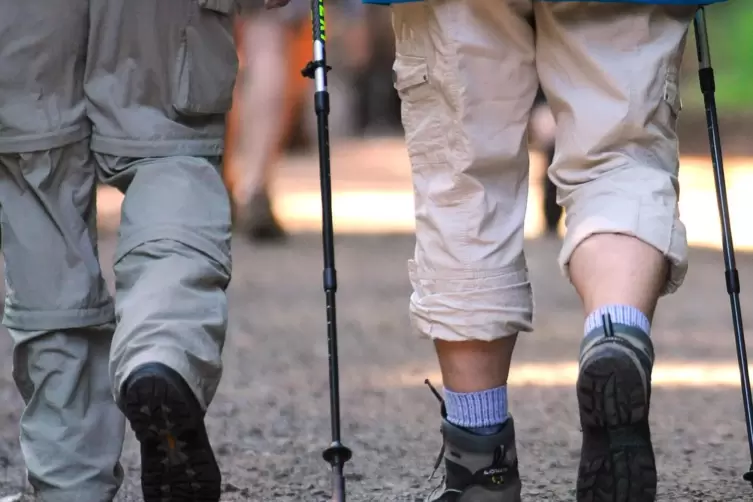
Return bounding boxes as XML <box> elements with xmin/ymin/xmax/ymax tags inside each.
<box><xmin>0</xmin><ymin>0</ymin><xmax>237</xmax><ymax>500</ymax></box>
<box><xmin>393</xmin><ymin>0</ymin><xmax>696</xmax><ymax>342</ymax></box>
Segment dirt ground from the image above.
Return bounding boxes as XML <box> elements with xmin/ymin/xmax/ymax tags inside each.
<box><xmin>2</xmin><ymin>232</ymin><xmax>753</xmax><ymax>501</ymax></box>
<box><xmin>3</xmin><ymin>136</ymin><xmax>753</xmax><ymax>501</ymax></box>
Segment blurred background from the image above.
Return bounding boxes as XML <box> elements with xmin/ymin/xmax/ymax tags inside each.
<box><xmin>4</xmin><ymin>3</ymin><xmax>753</xmax><ymax>500</ymax></box>
<box><xmin>214</xmin><ymin>0</ymin><xmax>753</xmax><ymax>249</ymax></box>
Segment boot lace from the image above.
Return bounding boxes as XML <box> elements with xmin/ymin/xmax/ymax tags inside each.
<box><xmin>425</xmin><ymin>379</ymin><xmax>447</xmax><ymax>482</ymax></box>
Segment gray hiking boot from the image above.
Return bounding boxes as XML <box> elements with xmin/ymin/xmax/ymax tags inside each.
<box><xmin>424</xmin><ymin>382</ymin><xmax>522</xmax><ymax>502</ymax></box>
<box><xmin>576</xmin><ymin>314</ymin><xmax>657</xmax><ymax>502</ymax></box>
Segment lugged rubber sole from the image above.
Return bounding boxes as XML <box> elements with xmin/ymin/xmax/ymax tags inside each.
<box><xmin>123</xmin><ymin>365</ymin><xmax>221</xmax><ymax>502</ymax></box>
<box><xmin>576</xmin><ymin>347</ymin><xmax>657</xmax><ymax>502</ymax></box>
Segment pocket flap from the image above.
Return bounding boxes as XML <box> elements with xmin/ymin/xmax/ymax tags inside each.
<box><xmin>198</xmin><ymin>0</ymin><xmax>236</xmax><ymax>14</ymax></box>
<box><xmin>392</xmin><ymin>55</ymin><xmax>429</xmax><ymax>92</ymax></box>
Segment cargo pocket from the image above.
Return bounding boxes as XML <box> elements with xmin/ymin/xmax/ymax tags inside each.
<box><xmin>393</xmin><ymin>55</ymin><xmax>432</xmax><ymax>103</ymax></box>
<box><xmin>173</xmin><ymin>0</ymin><xmax>239</xmax><ymax>117</ymax></box>
<box><xmin>392</xmin><ymin>54</ymin><xmax>442</xmax><ymax>164</ymax></box>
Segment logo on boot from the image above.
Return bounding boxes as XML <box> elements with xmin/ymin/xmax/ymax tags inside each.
<box><xmin>483</xmin><ymin>467</ymin><xmax>508</xmax><ymax>476</ymax></box>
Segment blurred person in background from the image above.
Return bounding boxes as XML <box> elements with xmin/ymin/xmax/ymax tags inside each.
<box><xmin>223</xmin><ymin>3</ymin><xmax>310</xmax><ymax>242</ymax></box>
<box><xmin>351</xmin><ymin>6</ymin><xmax>404</xmax><ymax>136</ymax></box>
<box><xmin>529</xmin><ymin>87</ymin><xmax>561</xmax><ymax>236</ymax></box>
<box><xmin>225</xmin><ymin>0</ymin><xmax>370</xmax><ymax>242</ymax></box>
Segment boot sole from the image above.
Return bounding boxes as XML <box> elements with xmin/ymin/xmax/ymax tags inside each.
<box><xmin>576</xmin><ymin>346</ymin><xmax>656</xmax><ymax>502</ymax></box>
<box><xmin>123</xmin><ymin>367</ymin><xmax>221</xmax><ymax>502</ymax></box>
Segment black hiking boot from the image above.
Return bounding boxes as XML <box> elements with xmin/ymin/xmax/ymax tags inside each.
<box><xmin>122</xmin><ymin>363</ymin><xmax>221</xmax><ymax>502</ymax></box>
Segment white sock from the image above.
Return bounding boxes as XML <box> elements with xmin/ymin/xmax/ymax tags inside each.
<box><xmin>584</xmin><ymin>304</ymin><xmax>650</xmax><ymax>337</ymax></box>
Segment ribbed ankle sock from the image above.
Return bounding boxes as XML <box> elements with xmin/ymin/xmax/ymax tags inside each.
<box><xmin>584</xmin><ymin>304</ymin><xmax>650</xmax><ymax>337</ymax></box>
<box><xmin>444</xmin><ymin>385</ymin><xmax>508</xmax><ymax>436</ymax></box>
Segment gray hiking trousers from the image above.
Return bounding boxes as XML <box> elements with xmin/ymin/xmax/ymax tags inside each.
<box><xmin>0</xmin><ymin>0</ymin><xmax>238</xmax><ymax>500</ymax></box>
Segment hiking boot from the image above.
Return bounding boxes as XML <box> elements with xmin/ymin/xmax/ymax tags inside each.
<box><xmin>576</xmin><ymin>315</ymin><xmax>657</xmax><ymax>502</ymax></box>
<box><xmin>240</xmin><ymin>189</ymin><xmax>287</xmax><ymax>243</ymax></box>
<box><xmin>426</xmin><ymin>414</ymin><xmax>522</xmax><ymax>502</ymax></box>
<box><xmin>122</xmin><ymin>363</ymin><xmax>221</xmax><ymax>502</ymax></box>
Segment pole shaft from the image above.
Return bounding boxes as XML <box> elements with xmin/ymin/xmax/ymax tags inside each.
<box><xmin>306</xmin><ymin>0</ymin><xmax>351</xmax><ymax>499</ymax></box>
<box><xmin>694</xmin><ymin>8</ymin><xmax>753</xmax><ymax>463</ymax></box>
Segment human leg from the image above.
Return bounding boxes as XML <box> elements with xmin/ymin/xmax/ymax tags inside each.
<box><xmin>536</xmin><ymin>3</ymin><xmax>697</xmax><ymax>500</ymax></box>
<box><xmin>543</xmin><ymin>164</ymin><xmax>560</xmax><ymax>235</ymax></box>
<box><xmin>227</xmin><ymin>9</ymin><xmax>291</xmax><ymax>241</ymax></box>
<box><xmin>237</xmin><ymin>15</ymin><xmax>312</xmax><ymax>241</ymax></box>
<box><xmin>85</xmin><ymin>0</ymin><xmax>237</xmax><ymax>499</ymax></box>
<box><xmin>0</xmin><ymin>145</ymin><xmax>124</xmax><ymax>502</ymax></box>
<box><xmin>0</xmin><ymin>2</ymin><xmax>125</xmax><ymax>500</ymax></box>
<box><xmin>529</xmin><ymin>95</ymin><xmax>560</xmax><ymax>235</ymax></box>
<box><xmin>392</xmin><ymin>0</ymin><xmax>539</xmax><ymax>498</ymax></box>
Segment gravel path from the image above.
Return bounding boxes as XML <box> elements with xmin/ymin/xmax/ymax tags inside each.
<box><xmin>3</xmin><ymin>138</ymin><xmax>753</xmax><ymax>501</ymax></box>
<box><xmin>2</xmin><ymin>232</ymin><xmax>753</xmax><ymax>501</ymax></box>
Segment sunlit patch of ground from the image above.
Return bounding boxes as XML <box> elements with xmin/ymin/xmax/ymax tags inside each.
<box><xmin>383</xmin><ymin>360</ymin><xmax>753</xmax><ymax>389</ymax></box>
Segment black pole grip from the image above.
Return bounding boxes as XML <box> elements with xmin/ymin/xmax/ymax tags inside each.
<box><xmin>726</xmin><ymin>269</ymin><xmax>741</xmax><ymax>295</ymax></box>
<box><xmin>324</xmin><ymin>268</ymin><xmax>337</xmax><ymax>293</ymax></box>
<box><xmin>315</xmin><ymin>91</ymin><xmax>330</xmax><ymax>115</ymax></box>
<box><xmin>699</xmin><ymin>67</ymin><xmax>715</xmax><ymax>95</ymax></box>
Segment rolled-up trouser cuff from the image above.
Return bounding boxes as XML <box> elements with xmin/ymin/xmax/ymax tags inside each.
<box><xmin>90</xmin><ymin>134</ymin><xmax>224</xmax><ymax>158</ymax></box>
<box><xmin>33</xmin><ymin>484</ymin><xmax>120</xmax><ymax>502</ymax></box>
<box><xmin>0</xmin><ymin>124</ymin><xmax>90</xmax><ymax>154</ymax></box>
<box><xmin>408</xmin><ymin>257</ymin><xmax>533</xmax><ymax>342</ymax></box>
<box><xmin>558</xmin><ymin>166</ymin><xmax>689</xmax><ymax>296</ymax></box>
<box><xmin>3</xmin><ymin>303</ymin><xmax>115</xmax><ymax>331</ymax></box>
<box><xmin>114</xmin><ymin>226</ymin><xmax>231</xmax><ymax>276</ymax></box>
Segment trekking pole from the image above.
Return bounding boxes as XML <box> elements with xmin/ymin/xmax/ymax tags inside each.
<box><xmin>694</xmin><ymin>7</ymin><xmax>753</xmax><ymax>485</ymax></box>
<box><xmin>301</xmin><ymin>0</ymin><xmax>352</xmax><ymax>499</ymax></box>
